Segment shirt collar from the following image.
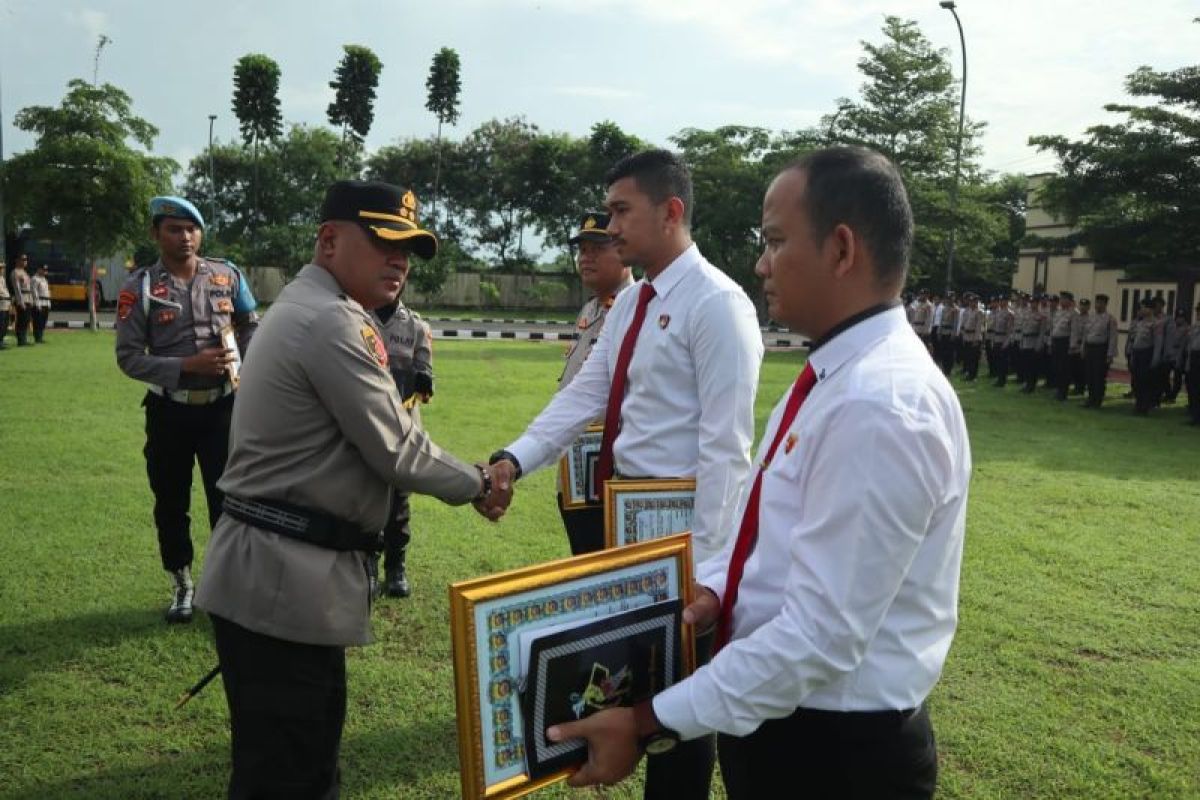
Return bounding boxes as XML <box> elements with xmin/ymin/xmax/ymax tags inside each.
<box><xmin>806</xmin><ymin>302</ymin><xmax>906</xmax><ymax>384</ymax></box>
<box><xmin>645</xmin><ymin>243</ymin><xmax>699</xmax><ymax>300</ymax></box>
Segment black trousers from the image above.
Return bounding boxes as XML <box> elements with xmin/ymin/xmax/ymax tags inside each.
<box><xmin>1084</xmin><ymin>343</ymin><xmax>1110</xmax><ymax>407</ymax></box>
<box><xmin>143</xmin><ymin>391</ymin><xmax>233</xmax><ymax>571</ymax></box>
<box><xmin>556</xmin><ymin>493</ymin><xmax>606</xmax><ymax>556</ymax></box>
<box><xmin>14</xmin><ymin>305</ymin><xmax>31</xmax><ymax>344</ymax></box>
<box><xmin>1051</xmin><ymin>337</ymin><xmax>1071</xmax><ymax>399</ymax></box>
<box><xmin>383</xmin><ymin>490</ymin><xmax>412</xmax><ymax>572</ymax></box>
<box><xmin>960</xmin><ymin>341</ymin><xmax>981</xmax><ymax>380</ymax></box>
<box><xmin>1130</xmin><ymin>348</ymin><xmax>1155</xmax><ymax>413</ymax></box>
<box><xmin>1186</xmin><ymin>360</ymin><xmax>1200</xmax><ymax>422</ymax></box>
<box><xmin>211</xmin><ymin>614</ymin><xmax>345</xmax><ymax>800</ymax></box>
<box><xmin>1070</xmin><ymin>352</ymin><xmax>1087</xmax><ymax>395</ymax></box>
<box><xmin>1165</xmin><ymin>363</ymin><xmax>1184</xmax><ymax>401</ymax></box>
<box><xmin>718</xmin><ymin>704</ymin><xmax>937</xmax><ymax>800</ymax></box>
<box><xmin>992</xmin><ymin>342</ymin><xmax>1012</xmax><ymax>386</ymax></box>
<box><xmin>1020</xmin><ymin>348</ymin><xmax>1039</xmax><ymax>391</ymax></box>
<box><xmin>0</xmin><ymin>309</ymin><xmax>8</xmax><ymax>346</ymax></box>
<box><xmin>643</xmin><ymin>629</ymin><xmax>717</xmax><ymax>800</ymax></box>
<box><xmin>33</xmin><ymin>306</ymin><xmax>49</xmax><ymax>342</ymax></box>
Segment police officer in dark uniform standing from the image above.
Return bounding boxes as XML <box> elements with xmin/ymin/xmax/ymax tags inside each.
<box><xmin>195</xmin><ymin>180</ymin><xmax>511</xmax><ymax>798</ymax></box>
<box><xmin>557</xmin><ymin>211</ymin><xmax>633</xmax><ymax>555</ymax></box>
<box><xmin>371</xmin><ymin>263</ymin><xmax>436</xmax><ymax>598</ymax></box>
<box><xmin>115</xmin><ymin>196</ymin><xmax>259</xmax><ymax>623</ymax></box>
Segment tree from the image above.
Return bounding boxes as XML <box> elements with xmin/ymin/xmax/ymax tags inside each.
<box><xmin>1029</xmin><ymin>52</ymin><xmax>1200</xmax><ymax>285</ymax></box>
<box><xmin>455</xmin><ymin>117</ymin><xmax>542</xmax><ymax>269</ymax></box>
<box><xmin>184</xmin><ymin>124</ymin><xmax>349</xmax><ymax>269</ymax></box>
<box><xmin>5</xmin><ymin>79</ymin><xmax>175</xmax><ymax>326</ymax></box>
<box><xmin>231</xmin><ymin>54</ymin><xmax>284</xmax><ymax>232</ymax></box>
<box><xmin>425</xmin><ymin>47</ymin><xmax>463</xmax><ymax>221</ymax></box>
<box><xmin>326</xmin><ymin>44</ymin><xmax>383</xmax><ymax>171</ymax></box>
<box><xmin>823</xmin><ymin>17</ymin><xmax>1013</xmax><ymax>289</ymax></box>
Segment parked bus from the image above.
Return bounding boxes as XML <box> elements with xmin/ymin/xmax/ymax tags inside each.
<box><xmin>16</xmin><ymin>230</ymin><xmax>130</xmax><ymax>307</ymax></box>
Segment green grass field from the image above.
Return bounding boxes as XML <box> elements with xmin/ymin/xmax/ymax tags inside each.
<box><xmin>0</xmin><ymin>331</ymin><xmax>1197</xmax><ymax>799</ymax></box>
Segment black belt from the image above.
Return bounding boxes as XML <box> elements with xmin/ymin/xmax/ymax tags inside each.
<box><xmin>222</xmin><ymin>495</ymin><xmax>383</xmax><ymax>552</ymax></box>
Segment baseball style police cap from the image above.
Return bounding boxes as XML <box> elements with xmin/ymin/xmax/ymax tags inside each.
<box><xmin>568</xmin><ymin>211</ymin><xmax>613</xmax><ymax>245</ymax></box>
<box><xmin>320</xmin><ymin>180</ymin><xmax>438</xmax><ymax>260</ymax></box>
<box><xmin>150</xmin><ymin>196</ymin><xmax>205</xmax><ymax>230</ymax></box>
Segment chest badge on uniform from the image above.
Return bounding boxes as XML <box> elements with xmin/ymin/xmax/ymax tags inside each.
<box><xmin>784</xmin><ymin>432</ymin><xmax>798</xmax><ymax>455</ymax></box>
<box><xmin>156</xmin><ymin>309</ymin><xmax>177</xmax><ymax>325</ymax></box>
<box><xmin>150</xmin><ymin>283</ymin><xmax>169</xmax><ymax>299</ymax></box>
<box><xmin>216</xmin><ymin>298</ymin><xmax>234</xmax><ymax>313</ymax></box>
<box><xmin>117</xmin><ymin>290</ymin><xmax>136</xmax><ymax>321</ymax></box>
<box><xmin>361</xmin><ymin>324</ymin><xmax>389</xmax><ymax>368</ymax></box>
<box><xmin>658</xmin><ymin>314</ymin><xmax>670</xmax><ymax>329</ymax></box>
<box><xmin>210</xmin><ymin>273</ymin><xmax>230</xmax><ymax>287</ymax></box>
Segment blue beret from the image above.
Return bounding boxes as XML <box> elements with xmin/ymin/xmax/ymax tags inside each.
<box><xmin>150</xmin><ymin>196</ymin><xmax>205</xmax><ymax>229</ymax></box>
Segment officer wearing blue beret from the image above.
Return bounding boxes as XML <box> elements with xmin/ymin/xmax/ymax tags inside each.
<box><xmin>115</xmin><ymin>195</ymin><xmax>259</xmax><ymax>623</ymax></box>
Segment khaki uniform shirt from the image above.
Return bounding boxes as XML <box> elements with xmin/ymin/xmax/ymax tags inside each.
<box><xmin>989</xmin><ymin>308</ymin><xmax>1013</xmax><ymax>344</ymax></box>
<box><xmin>959</xmin><ymin>307</ymin><xmax>983</xmax><ymax>343</ymax></box>
<box><xmin>32</xmin><ymin>276</ymin><xmax>51</xmax><ymax>309</ymax></box>
<box><xmin>1020</xmin><ymin>308</ymin><xmax>1044</xmax><ymax>350</ymax></box>
<box><xmin>115</xmin><ymin>258</ymin><xmax>258</xmax><ymax>390</ymax></box>
<box><xmin>11</xmin><ymin>266</ymin><xmax>34</xmax><ymax>307</ymax></box>
<box><xmin>1083</xmin><ymin>311</ymin><xmax>1119</xmax><ymax>361</ymax></box>
<box><xmin>1129</xmin><ymin>317</ymin><xmax>1161</xmax><ymax>367</ymax></box>
<box><xmin>911</xmin><ymin>301</ymin><xmax>932</xmax><ymax>335</ymax></box>
<box><xmin>1051</xmin><ymin>308</ymin><xmax>1075</xmax><ymax>339</ymax></box>
<box><xmin>1183</xmin><ymin>323</ymin><xmax>1200</xmax><ymax>370</ymax></box>
<box><xmin>373</xmin><ymin>300</ymin><xmax>432</xmax><ymax>409</ymax></box>
<box><xmin>1069</xmin><ymin>311</ymin><xmax>1087</xmax><ymax>353</ymax></box>
<box><xmin>0</xmin><ymin>272</ymin><xmax>10</xmax><ymax>312</ymax></box>
<box><xmin>195</xmin><ymin>264</ymin><xmax>482</xmax><ymax>647</ymax></box>
<box><xmin>940</xmin><ymin>304</ymin><xmax>959</xmax><ymax>336</ymax></box>
<box><xmin>559</xmin><ymin>276</ymin><xmax>634</xmax><ymax>390</ymax></box>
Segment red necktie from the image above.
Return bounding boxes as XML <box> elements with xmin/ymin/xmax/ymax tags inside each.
<box><xmin>594</xmin><ymin>282</ymin><xmax>656</xmax><ymax>497</ymax></box>
<box><xmin>714</xmin><ymin>362</ymin><xmax>818</xmax><ymax>652</ymax></box>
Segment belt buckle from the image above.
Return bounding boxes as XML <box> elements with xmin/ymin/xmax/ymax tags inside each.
<box><xmin>187</xmin><ymin>389</ymin><xmax>212</xmax><ymax>406</ymax></box>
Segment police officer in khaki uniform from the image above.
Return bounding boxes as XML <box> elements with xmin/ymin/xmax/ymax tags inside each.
<box><xmin>10</xmin><ymin>253</ymin><xmax>34</xmax><ymax>346</ymax></box>
<box><xmin>115</xmin><ymin>196</ymin><xmax>259</xmax><ymax>623</ymax></box>
<box><xmin>557</xmin><ymin>211</ymin><xmax>633</xmax><ymax>555</ymax></box>
<box><xmin>371</xmin><ymin>287</ymin><xmax>435</xmax><ymax>598</ymax></box>
<box><xmin>911</xmin><ymin>290</ymin><xmax>932</xmax><ymax>349</ymax></box>
<box><xmin>936</xmin><ymin>292</ymin><xmax>958</xmax><ymax>375</ymax></box>
<box><xmin>1019</xmin><ymin>295</ymin><xmax>1045</xmax><ymax>393</ymax></box>
<box><xmin>989</xmin><ymin>295</ymin><xmax>1015</xmax><ymax>386</ymax></box>
<box><xmin>32</xmin><ymin>265</ymin><xmax>52</xmax><ymax>343</ymax></box>
<box><xmin>195</xmin><ymin>180</ymin><xmax>511</xmax><ymax>798</ymax></box>
<box><xmin>1069</xmin><ymin>298</ymin><xmax>1090</xmax><ymax>396</ymax></box>
<box><xmin>1082</xmin><ymin>295</ymin><xmax>1118</xmax><ymax>408</ymax></box>
<box><xmin>1183</xmin><ymin>302</ymin><xmax>1200</xmax><ymax>425</ymax></box>
<box><xmin>958</xmin><ymin>293</ymin><xmax>983</xmax><ymax>380</ymax></box>
<box><xmin>1128</xmin><ymin>298</ymin><xmax>1160</xmax><ymax>414</ymax></box>
<box><xmin>0</xmin><ymin>260</ymin><xmax>11</xmax><ymax>350</ymax></box>
<box><xmin>1050</xmin><ymin>292</ymin><xmax>1076</xmax><ymax>401</ymax></box>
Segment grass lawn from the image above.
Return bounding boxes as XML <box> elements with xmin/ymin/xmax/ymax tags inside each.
<box><xmin>0</xmin><ymin>331</ymin><xmax>1197</xmax><ymax>799</ymax></box>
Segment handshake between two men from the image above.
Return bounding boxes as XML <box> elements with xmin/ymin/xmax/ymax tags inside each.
<box><xmin>472</xmin><ymin>458</ymin><xmax>519</xmax><ymax>521</ymax></box>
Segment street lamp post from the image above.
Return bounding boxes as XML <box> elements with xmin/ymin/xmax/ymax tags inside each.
<box><xmin>207</xmin><ymin>114</ymin><xmax>217</xmax><ymax>231</ymax></box>
<box><xmin>940</xmin><ymin>0</ymin><xmax>967</xmax><ymax>294</ymax></box>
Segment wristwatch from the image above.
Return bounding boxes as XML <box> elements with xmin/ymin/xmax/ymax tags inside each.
<box><xmin>474</xmin><ymin>464</ymin><xmax>493</xmax><ymax>502</ymax></box>
<box><xmin>633</xmin><ymin>700</ymin><xmax>680</xmax><ymax>756</ymax></box>
<box><xmin>488</xmin><ymin>449</ymin><xmax>523</xmax><ymax>479</ymax></box>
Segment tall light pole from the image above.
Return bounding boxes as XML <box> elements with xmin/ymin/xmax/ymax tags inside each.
<box><xmin>207</xmin><ymin>114</ymin><xmax>217</xmax><ymax>231</ymax></box>
<box><xmin>940</xmin><ymin>0</ymin><xmax>967</xmax><ymax>293</ymax></box>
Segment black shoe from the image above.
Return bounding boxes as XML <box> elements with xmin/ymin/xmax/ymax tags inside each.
<box><xmin>384</xmin><ymin>567</ymin><xmax>410</xmax><ymax>598</ymax></box>
<box><xmin>165</xmin><ymin>566</ymin><xmax>195</xmax><ymax>623</ymax></box>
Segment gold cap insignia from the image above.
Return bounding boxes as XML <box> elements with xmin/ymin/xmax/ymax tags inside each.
<box><xmin>583</xmin><ymin>216</ymin><xmax>597</xmax><ymax>230</ymax></box>
<box><xmin>398</xmin><ymin>191</ymin><xmax>418</xmax><ymax>225</ymax></box>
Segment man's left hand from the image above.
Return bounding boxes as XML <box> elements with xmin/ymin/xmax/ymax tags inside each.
<box><xmin>546</xmin><ymin>707</ymin><xmax>642</xmax><ymax>788</ymax></box>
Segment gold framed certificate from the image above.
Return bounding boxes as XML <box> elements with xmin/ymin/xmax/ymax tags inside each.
<box><xmin>219</xmin><ymin>325</ymin><xmax>242</xmax><ymax>388</ymax></box>
<box><xmin>557</xmin><ymin>423</ymin><xmax>604</xmax><ymax>510</ymax></box>
<box><xmin>450</xmin><ymin>534</ymin><xmax>695</xmax><ymax>800</ymax></box>
<box><xmin>603</xmin><ymin>478</ymin><xmax>697</xmax><ymax>549</ymax></box>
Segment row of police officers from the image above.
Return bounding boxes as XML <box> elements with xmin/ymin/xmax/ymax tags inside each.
<box><xmin>0</xmin><ymin>254</ymin><xmax>53</xmax><ymax>348</ymax></box>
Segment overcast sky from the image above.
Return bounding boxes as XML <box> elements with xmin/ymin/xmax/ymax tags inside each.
<box><xmin>1</xmin><ymin>0</ymin><xmax>1196</xmax><ymax>183</ymax></box>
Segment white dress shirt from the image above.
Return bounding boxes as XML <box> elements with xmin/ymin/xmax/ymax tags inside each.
<box><xmin>506</xmin><ymin>244</ymin><xmax>764</xmax><ymax>564</ymax></box>
<box><xmin>932</xmin><ymin>302</ymin><xmax>944</xmax><ymax>328</ymax></box>
<box><xmin>654</xmin><ymin>305</ymin><xmax>971</xmax><ymax>739</ymax></box>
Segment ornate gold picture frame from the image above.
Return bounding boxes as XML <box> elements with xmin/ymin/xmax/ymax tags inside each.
<box><xmin>603</xmin><ymin>478</ymin><xmax>697</xmax><ymax>549</ymax></box>
<box><xmin>557</xmin><ymin>423</ymin><xmax>604</xmax><ymax>509</ymax></box>
<box><xmin>449</xmin><ymin>534</ymin><xmax>695</xmax><ymax>800</ymax></box>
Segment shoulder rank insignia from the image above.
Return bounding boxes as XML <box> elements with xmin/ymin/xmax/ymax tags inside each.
<box><xmin>117</xmin><ymin>290</ymin><xmax>137</xmax><ymax>321</ymax></box>
<box><xmin>658</xmin><ymin>313</ymin><xmax>670</xmax><ymax>329</ymax></box>
<box><xmin>361</xmin><ymin>324</ymin><xmax>389</xmax><ymax>368</ymax></box>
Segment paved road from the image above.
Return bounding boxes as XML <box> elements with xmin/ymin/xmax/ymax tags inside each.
<box><xmin>52</xmin><ymin>309</ymin><xmax>809</xmax><ymax>348</ymax></box>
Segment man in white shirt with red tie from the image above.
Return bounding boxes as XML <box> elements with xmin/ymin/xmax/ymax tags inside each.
<box><xmin>548</xmin><ymin>146</ymin><xmax>971</xmax><ymax>799</ymax></box>
<box><xmin>489</xmin><ymin>148</ymin><xmax>764</xmax><ymax>799</ymax></box>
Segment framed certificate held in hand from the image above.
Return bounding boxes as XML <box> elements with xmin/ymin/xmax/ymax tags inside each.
<box><xmin>449</xmin><ymin>534</ymin><xmax>694</xmax><ymax>800</ymax></box>
<box><xmin>557</xmin><ymin>423</ymin><xmax>604</xmax><ymax>509</ymax></box>
<box><xmin>603</xmin><ymin>478</ymin><xmax>697</xmax><ymax>549</ymax></box>
<box><xmin>219</xmin><ymin>325</ymin><xmax>242</xmax><ymax>388</ymax></box>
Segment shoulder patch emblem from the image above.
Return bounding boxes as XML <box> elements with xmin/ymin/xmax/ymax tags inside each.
<box><xmin>117</xmin><ymin>290</ymin><xmax>137</xmax><ymax>321</ymax></box>
<box><xmin>216</xmin><ymin>298</ymin><xmax>234</xmax><ymax>313</ymax></box>
<box><xmin>361</xmin><ymin>324</ymin><xmax>389</xmax><ymax>368</ymax></box>
<box><xmin>658</xmin><ymin>313</ymin><xmax>670</xmax><ymax>329</ymax></box>
<box><xmin>150</xmin><ymin>283</ymin><xmax>169</xmax><ymax>299</ymax></box>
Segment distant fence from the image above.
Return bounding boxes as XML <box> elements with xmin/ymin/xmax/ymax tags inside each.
<box><xmin>244</xmin><ymin>267</ymin><xmax>584</xmax><ymax>310</ymax></box>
